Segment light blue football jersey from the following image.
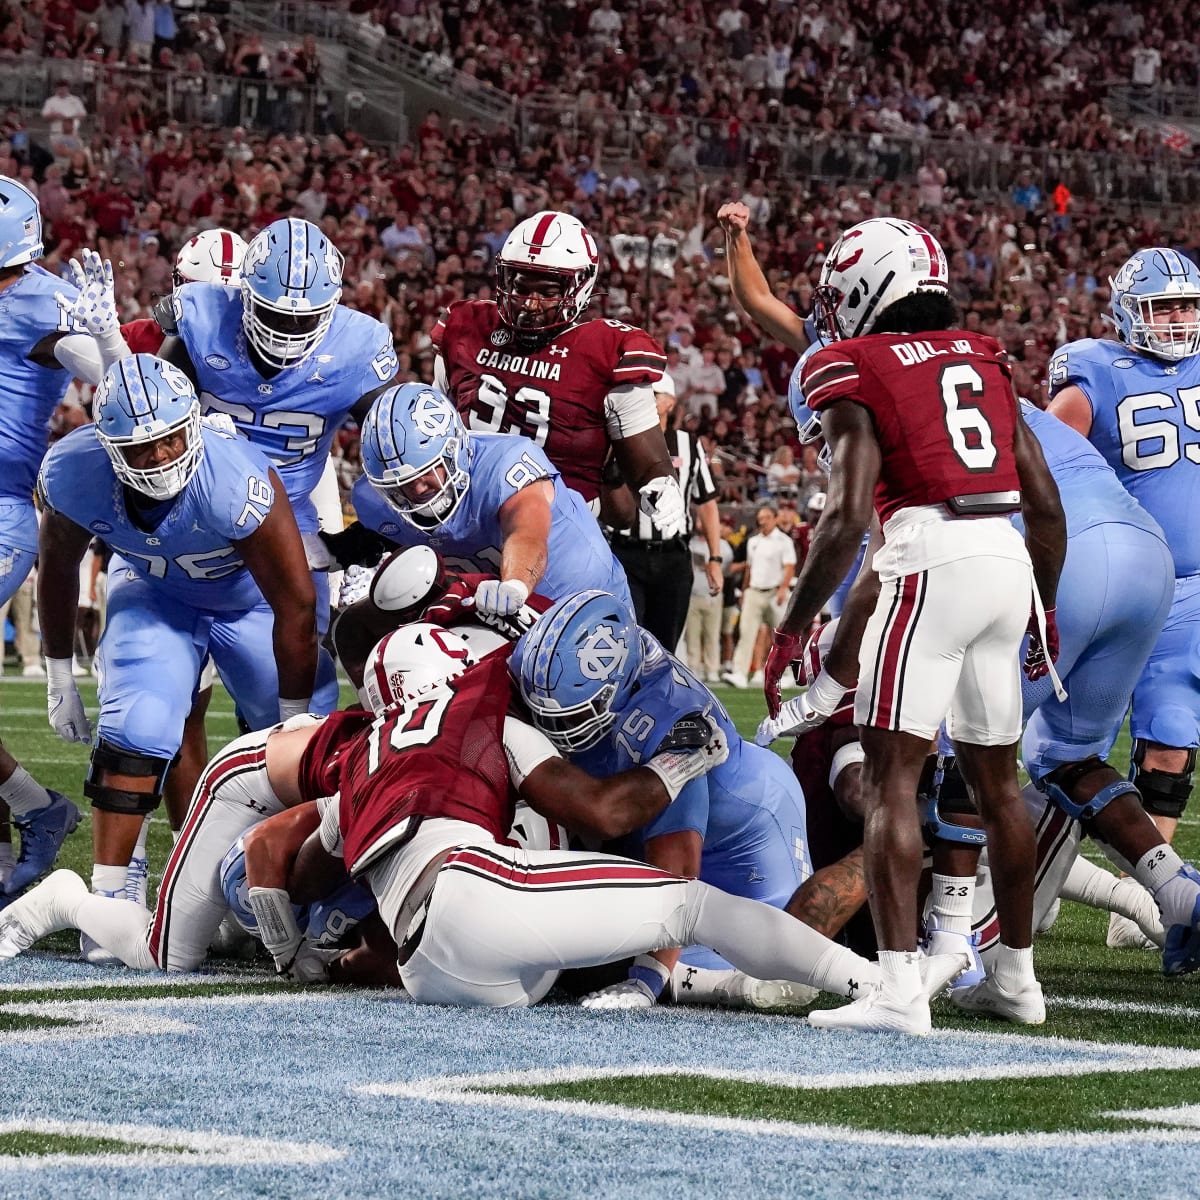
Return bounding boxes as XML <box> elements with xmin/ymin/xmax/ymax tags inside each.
<box><xmin>0</xmin><ymin>264</ymin><xmax>79</xmax><ymax>510</ymax></box>
<box><xmin>1048</xmin><ymin>338</ymin><xmax>1200</xmax><ymax>571</ymax></box>
<box><xmin>38</xmin><ymin>424</ymin><xmax>278</xmax><ymax>610</ymax></box>
<box><xmin>351</xmin><ymin>431</ymin><xmax>633</xmax><ymax>609</ymax></box>
<box><xmin>175</xmin><ymin>284</ymin><xmax>397</xmax><ymax>532</ymax></box>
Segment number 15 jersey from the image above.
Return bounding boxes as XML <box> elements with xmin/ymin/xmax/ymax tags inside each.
<box><xmin>803</xmin><ymin>330</ymin><xmax>1022</xmax><ymax>523</ymax></box>
<box><xmin>1048</xmin><ymin>337</ymin><xmax>1200</xmax><ymax>576</ymax></box>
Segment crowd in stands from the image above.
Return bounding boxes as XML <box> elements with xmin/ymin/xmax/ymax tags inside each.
<box><xmin>3</xmin><ymin>1</ymin><xmax>1199</xmax><ymax>514</ymax></box>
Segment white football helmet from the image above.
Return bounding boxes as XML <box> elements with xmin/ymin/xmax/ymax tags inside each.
<box><xmin>813</xmin><ymin>218</ymin><xmax>949</xmax><ymax>340</ymax></box>
<box><xmin>358</xmin><ymin>623</ymin><xmax>476</xmax><ymax>714</ymax></box>
<box><xmin>496</xmin><ymin>211</ymin><xmax>599</xmax><ymax>346</ymax></box>
<box><xmin>173</xmin><ymin>228</ymin><xmax>248</xmax><ymax>289</ymax></box>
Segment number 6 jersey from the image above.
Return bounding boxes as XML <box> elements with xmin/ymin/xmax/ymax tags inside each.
<box><xmin>432</xmin><ymin>300</ymin><xmax>665</xmax><ymax>504</ymax></box>
<box><xmin>803</xmin><ymin>330</ymin><xmax>1022</xmax><ymax>523</ymax></box>
<box><xmin>1048</xmin><ymin>336</ymin><xmax>1200</xmax><ymax>576</ymax></box>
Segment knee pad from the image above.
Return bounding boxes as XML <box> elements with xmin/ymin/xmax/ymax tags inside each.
<box><xmin>1038</xmin><ymin>756</ymin><xmax>1139</xmax><ymax>822</ymax></box>
<box><xmin>1131</xmin><ymin>741</ymin><xmax>1195</xmax><ymax>820</ymax></box>
<box><xmin>921</xmin><ymin>756</ymin><xmax>987</xmax><ymax>847</ymax></box>
<box><xmin>85</xmin><ymin>737</ymin><xmax>170</xmax><ymax>815</ymax></box>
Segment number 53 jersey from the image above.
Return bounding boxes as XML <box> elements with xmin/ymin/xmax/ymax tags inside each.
<box><xmin>432</xmin><ymin>300</ymin><xmax>665</xmax><ymax>505</ymax></box>
<box><xmin>37</xmin><ymin>424</ymin><xmax>279</xmax><ymax>611</ymax></box>
<box><xmin>1049</xmin><ymin>337</ymin><xmax>1200</xmax><ymax>575</ymax></box>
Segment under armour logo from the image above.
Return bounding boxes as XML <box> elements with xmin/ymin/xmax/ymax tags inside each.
<box><xmin>412</xmin><ymin>390</ymin><xmax>453</xmax><ymax>437</ymax></box>
<box><xmin>576</xmin><ymin>623</ymin><xmax>629</xmax><ymax>681</ymax></box>
<box><xmin>680</xmin><ymin>967</ymin><xmax>697</xmax><ymax>991</ymax></box>
<box><xmin>847</xmin><ymin>977</ymin><xmax>860</xmax><ymax>998</ymax></box>
<box><xmin>547</xmin><ymin>345</ymin><xmax>569</xmax><ymax>358</ymax></box>
<box><xmin>747</xmin><ymin>868</ymin><xmax>764</xmax><ymax>883</ymax></box>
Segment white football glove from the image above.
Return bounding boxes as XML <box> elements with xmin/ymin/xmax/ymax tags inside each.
<box><xmin>337</xmin><ymin>564</ymin><xmax>372</xmax><ymax>607</ymax></box>
<box><xmin>46</xmin><ymin>657</ymin><xmax>91</xmax><ymax>745</ymax></box>
<box><xmin>281</xmin><ymin>942</ymin><xmax>342</xmax><ymax>984</ymax></box>
<box><xmin>754</xmin><ymin>669</ymin><xmax>849</xmax><ymax>746</ymax></box>
<box><xmin>473</xmin><ymin>577</ymin><xmax>529</xmax><ymax>617</ymax></box>
<box><xmin>200</xmin><ymin>412</ymin><xmax>238</xmax><ymax>438</ymax></box>
<box><xmin>644</xmin><ymin>719</ymin><xmax>730</xmax><ymax>800</ymax></box>
<box><xmin>638</xmin><ymin>476</ymin><xmax>686</xmax><ymax>539</ymax></box>
<box><xmin>62</xmin><ymin>248</ymin><xmax>121</xmax><ymax>338</ymax></box>
<box><xmin>301</xmin><ymin>531</ymin><xmax>332</xmax><ymax>571</ymax></box>
<box><xmin>580</xmin><ymin>978</ymin><xmax>658</xmax><ymax>1010</ymax></box>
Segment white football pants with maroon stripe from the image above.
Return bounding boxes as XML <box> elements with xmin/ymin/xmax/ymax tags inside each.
<box><xmin>396</xmin><ymin>841</ymin><xmax>875</xmax><ymax>1008</ymax></box>
<box><xmin>70</xmin><ymin>728</ymin><xmax>285</xmax><ymax>972</ymax></box>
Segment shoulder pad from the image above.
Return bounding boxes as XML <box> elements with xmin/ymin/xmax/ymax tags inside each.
<box><xmin>655</xmin><ymin>710</ymin><xmax>713</xmax><ymax>753</ymax></box>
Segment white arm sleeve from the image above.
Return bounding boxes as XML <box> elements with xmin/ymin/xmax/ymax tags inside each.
<box><xmin>52</xmin><ymin>334</ymin><xmax>112</xmax><ymax>385</ymax></box>
<box><xmin>433</xmin><ymin>353</ymin><xmax>449</xmax><ymax>393</ymax></box>
<box><xmin>317</xmin><ymin>793</ymin><xmax>344</xmax><ymax>858</ymax></box>
<box><xmin>603</xmin><ymin>382</ymin><xmax>661</xmax><ymax>440</ymax></box>
<box><xmin>503</xmin><ymin>716</ymin><xmax>561</xmax><ymax>790</ymax></box>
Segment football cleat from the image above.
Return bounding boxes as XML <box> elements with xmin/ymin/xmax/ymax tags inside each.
<box><xmin>950</xmin><ymin>975</ymin><xmax>1046</xmax><ymax>1025</ymax></box>
<box><xmin>1107</xmin><ymin>911</ymin><xmax>1158</xmax><ymax>951</ymax></box>
<box><xmin>918</xmin><ymin>948</ymin><xmax>973</xmax><ymax>999</ymax></box>
<box><xmin>924</xmin><ymin>916</ymin><xmax>986</xmax><ymax>990</ymax></box>
<box><xmin>0</xmin><ymin>869</ymin><xmax>88</xmax><ymax>959</ymax></box>
<box><xmin>809</xmin><ymin>985</ymin><xmax>932</xmax><ymax>1035</ymax></box>
<box><xmin>6</xmin><ymin>792</ymin><xmax>81</xmax><ymax>895</ymax></box>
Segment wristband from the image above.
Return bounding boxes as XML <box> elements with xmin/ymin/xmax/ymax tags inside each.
<box><xmin>806</xmin><ymin>667</ymin><xmax>851</xmax><ymax>715</ymax></box>
<box><xmin>829</xmin><ymin>741</ymin><xmax>866</xmax><ymax>788</ymax></box>
<box><xmin>708</xmin><ymin>555</ymin><xmax>722</xmax><ymax>563</ymax></box>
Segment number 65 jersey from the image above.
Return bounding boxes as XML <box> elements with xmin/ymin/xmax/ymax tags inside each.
<box><xmin>432</xmin><ymin>300</ymin><xmax>665</xmax><ymax>505</ymax></box>
<box><xmin>37</xmin><ymin>424</ymin><xmax>279</xmax><ymax>611</ymax></box>
<box><xmin>1048</xmin><ymin>337</ymin><xmax>1200</xmax><ymax>576</ymax></box>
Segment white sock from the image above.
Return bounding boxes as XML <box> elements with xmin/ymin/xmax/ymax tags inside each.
<box><xmin>931</xmin><ymin>873</ymin><xmax>975</xmax><ymax>935</ymax></box>
<box><xmin>992</xmin><ymin>943</ymin><xmax>1035</xmax><ymax>991</ymax></box>
<box><xmin>131</xmin><ymin>816</ymin><xmax>150</xmax><ymax>862</ymax></box>
<box><xmin>1133</xmin><ymin>844</ymin><xmax>1185</xmax><ymax>893</ymax></box>
<box><xmin>878</xmin><ymin>949</ymin><xmax>922</xmax><ymax>1002</ymax></box>
<box><xmin>0</xmin><ymin>766</ymin><xmax>52</xmax><ymax>818</ymax></box>
<box><xmin>671</xmin><ymin>964</ymin><xmax>738</xmax><ymax>1005</ymax></box>
<box><xmin>74</xmin><ymin>895</ymin><xmax>156</xmax><ymax>970</ymax></box>
<box><xmin>1061</xmin><ymin>855</ymin><xmax>1121</xmax><ymax>910</ymax></box>
<box><xmin>1137</xmin><ymin>845</ymin><xmax>1198</xmax><ymax>928</ymax></box>
<box><xmin>91</xmin><ymin>864</ymin><xmax>127</xmax><ymax>895</ymax></box>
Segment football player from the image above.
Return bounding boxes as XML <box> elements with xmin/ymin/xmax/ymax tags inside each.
<box><xmin>432</xmin><ymin>211</ymin><xmax>686</xmax><ymax>538</ymax></box>
<box><xmin>324</xmin><ymin>383</ymin><xmax>634</xmax><ymax>614</ymax></box>
<box><xmin>763</xmin><ymin>218</ymin><xmax>1066</xmax><ymax>1033</ymax></box>
<box><xmin>35</xmin><ymin>355</ymin><xmax>317</xmax><ymax>955</ymax></box>
<box><xmin>1047</xmin><ymin>248</ymin><xmax>1200</xmax><ymax>873</ymax></box>
<box><xmin>155</xmin><ymin>216</ymin><xmax>400</xmax><ymax>713</ymax></box>
<box><xmin>513</xmin><ymin>590</ymin><xmax>965</xmax><ymax>1012</ymax></box>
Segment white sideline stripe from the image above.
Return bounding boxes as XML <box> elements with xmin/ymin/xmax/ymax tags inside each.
<box><xmin>1052</xmin><ymin>995</ymin><xmax>1200</xmax><ymax>1018</ymax></box>
<box><xmin>0</xmin><ymin>1117</ymin><xmax>342</xmax><ymax>1169</ymax></box>
<box><xmin>355</xmin><ymin>1032</ymin><xmax>1200</xmax><ymax>1150</ymax></box>
<box><xmin>1109</xmin><ymin>1104</ymin><xmax>1200</xmax><ymax>1128</ymax></box>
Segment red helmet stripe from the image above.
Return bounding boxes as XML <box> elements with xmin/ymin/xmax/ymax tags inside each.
<box><xmin>219</xmin><ymin>231</ymin><xmax>235</xmax><ymax>278</ymax></box>
<box><xmin>526</xmin><ymin>213</ymin><xmax>557</xmax><ymax>258</ymax></box>
<box><xmin>916</xmin><ymin>227</ymin><xmax>944</xmax><ymax>279</ymax></box>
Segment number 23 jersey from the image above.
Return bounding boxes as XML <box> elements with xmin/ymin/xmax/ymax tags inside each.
<box><xmin>1049</xmin><ymin>337</ymin><xmax>1200</xmax><ymax>575</ymax></box>
<box><xmin>432</xmin><ymin>300</ymin><xmax>664</xmax><ymax>503</ymax></box>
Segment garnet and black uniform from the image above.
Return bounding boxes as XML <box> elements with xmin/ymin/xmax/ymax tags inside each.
<box><xmin>804</xmin><ymin>330</ymin><xmax>1033</xmax><ymax>743</ymax></box>
<box><xmin>432</xmin><ymin>301</ymin><xmax>665</xmax><ymax>505</ymax></box>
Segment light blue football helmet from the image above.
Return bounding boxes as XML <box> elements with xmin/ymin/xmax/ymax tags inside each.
<box><xmin>360</xmin><ymin>383</ymin><xmax>471</xmax><ymax>529</ymax></box>
<box><xmin>1109</xmin><ymin>247</ymin><xmax>1200</xmax><ymax>361</ymax></box>
<box><xmin>512</xmin><ymin>589</ymin><xmax>643</xmax><ymax>753</ymax></box>
<box><xmin>93</xmin><ymin>354</ymin><xmax>203</xmax><ymax>500</ymax></box>
<box><xmin>788</xmin><ymin>337</ymin><xmax>832</xmax><ymax>472</ymax></box>
<box><xmin>240</xmin><ymin>216</ymin><xmax>344</xmax><ymax>368</ymax></box>
<box><xmin>0</xmin><ymin>176</ymin><xmax>42</xmax><ymax>268</ymax></box>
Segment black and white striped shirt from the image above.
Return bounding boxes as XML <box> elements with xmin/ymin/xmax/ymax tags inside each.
<box><xmin>615</xmin><ymin>429</ymin><xmax>719</xmax><ymax>543</ymax></box>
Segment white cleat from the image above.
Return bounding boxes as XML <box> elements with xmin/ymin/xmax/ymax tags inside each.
<box><xmin>918</xmin><ymin>949</ymin><xmax>972</xmax><ymax>1000</ymax></box>
<box><xmin>728</xmin><ymin>974</ymin><xmax>820</xmax><ymax>1012</ymax></box>
<box><xmin>1107</xmin><ymin>910</ymin><xmax>1158</xmax><ymax>951</ymax></box>
<box><xmin>0</xmin><ymin>869</ymin><xmax>87</xmax><ymax>959</ymax></box>
<box><xmin>809</xmin><ymin>986</ymin><xmax>932</xmax><ymax>1035</ymax></box>
<box><xmin>1110</xmin><ymin>881</ymin><xmax>1165</xmax><ymax>948</ymax></box>
<box><xmin>950</xmin><ymin>975</ymin><xmax>1046</xmax><ymax>1025</ymax></box>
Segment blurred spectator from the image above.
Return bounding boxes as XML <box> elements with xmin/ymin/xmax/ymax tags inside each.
<box><xmin>40</xmin><ymin>82</ymin><xmax>87</xmax><ymax>137</ymax></box>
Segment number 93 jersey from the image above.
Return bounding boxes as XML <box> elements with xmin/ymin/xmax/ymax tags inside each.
<box><xmin>37</xmin><ymin>424</ymin><xmax>279</xmax><ymax>611</ymax></box>
<box><xmin>432</xmin><ymin>300</ymin><xmax>665</xmax><ymax>504</ymax></box>
<box><xmin>175</xmin><ymin>283</ymin><xmax>398</xmax><ymax>532</ymax></box>
<box><xmin>350</xmin><ymin>431</ymin><xmax>633</xmax><ymax>610</ymax></box>
<box><xmin>803</xmin><ymin>330</ymin><xmax>1021</xmax><ymax>522</ymax></box>
<box><xmin>1048</xmin><ymin>337</ymin><xmax>1200</xmax><ymax>575</ymax></box>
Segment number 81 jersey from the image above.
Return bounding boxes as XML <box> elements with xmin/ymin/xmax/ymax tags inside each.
<box><xmin>803</xmin><ymin>329</ymin><xmax>1020</xmax><ymax>522</ymax></box>
<box><xmin>1048</xmin><ymin>337</ymin><xmax>1200</xmax><ymax>575</ymax></box>
<box><xmin>432</xmin><ymin>300</ymin><xmax>665</xmax><ymax>504</ymax></box>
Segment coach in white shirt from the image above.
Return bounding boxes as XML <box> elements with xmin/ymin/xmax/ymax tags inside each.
<box><xmin>723</xmin><ymin>505</ymin><xmax>796</xmax><ymax>688</ymax></box>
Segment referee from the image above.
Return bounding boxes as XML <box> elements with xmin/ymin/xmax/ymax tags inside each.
<box><xmin>605</xmin><ymin>374</ymin><xmax>723</xmax><ymax>648</ymax></box>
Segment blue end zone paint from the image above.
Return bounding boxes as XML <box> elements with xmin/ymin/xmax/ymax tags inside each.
<box><xmin>0</xmin><ymin>963</ymin><xmax>1196</xmax><ymax>1199</ymax></box>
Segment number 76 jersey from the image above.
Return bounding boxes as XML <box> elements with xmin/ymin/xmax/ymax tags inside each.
<box><xmin>803</xmin><ymin>329</ymin><xmax>1021</xmax><ymax>522</ymax></box>
<box><xmin>1048</xmin><ymin>337</ymin><xmax>1200</xmax><ymax>575</ymax></box>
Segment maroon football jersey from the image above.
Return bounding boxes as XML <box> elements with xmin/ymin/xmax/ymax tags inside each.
<box><xmin>328</xmin><ymin>654</ymin><xmax>516</xmax><ymax>874</ymax></box>
<box><xmin>803</xmin><ymin>331</ymin><xmax>1021</xmax><ymax>522</ymax></box>
<box><xmin>432</xmin><ymin>300</ymin><xmax>665</xmax><ymax>502</ymax></box>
